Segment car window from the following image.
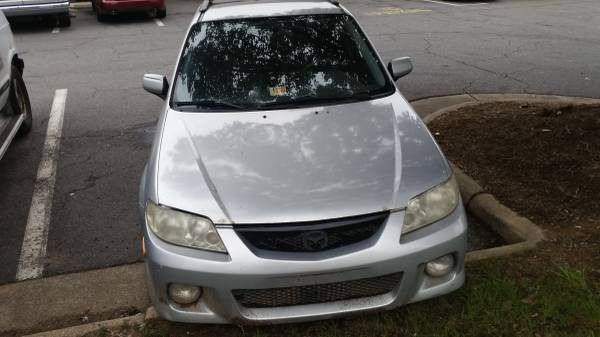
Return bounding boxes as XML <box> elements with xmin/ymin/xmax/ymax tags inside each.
<box><xmin>172</xmin><ymin>14</ymin><xmax>395</xmax><ymax>111</ymax></box>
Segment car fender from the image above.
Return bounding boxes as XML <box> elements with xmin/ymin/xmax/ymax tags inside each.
<box><xmin>0</xmin><ymin>16</ymin><xmax>18</xmax><ymax>108</ymax></box>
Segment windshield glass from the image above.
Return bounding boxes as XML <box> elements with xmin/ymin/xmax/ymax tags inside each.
<box><xmin>172</xmin><ymin>14</ymin><xmax>395</xmax><ymax>110</ymax></box>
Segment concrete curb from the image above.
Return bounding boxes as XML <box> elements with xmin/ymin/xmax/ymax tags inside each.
<box><xmin>22</xmin><ymin>314</ymin><xmax>144</xmax><ymax>337</ymax></box>
<box><xmin>18</xmin><ymin>308</ymin><xmax>160</xmax><ymax>337</ymax></box>
<box><xmin>69</xmin><ymin>2</ymin><xmax>91</xmax><ymax>9</ymax></box>
<box><xmin>413</xmin><ymin>93</ymin><xmax>600</xmax><ymax>121</ymax></box>
<box><xmin>455</xmin><ymin>162</ymin><xmax>545</xmax><ymax>261</ymax></box>
<box><xmin>144</xmin><ymin>306</ymin><xmax>160</xmax><ymax>321</ymax></box>
<box><xmin>0</xmin><ymin>263</ymin><xmax>149</xmax><ymax>336</ymax></box>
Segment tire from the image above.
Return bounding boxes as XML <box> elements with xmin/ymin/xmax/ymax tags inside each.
<box><xmin>8</xmin><ymin>65</ymin><xmax>33</xmax><ymax>136</ymax></box>
<box><xmin>58</xmin><ymin>13</ymin><xmax>71</xmax><ymax>27</ymax></box>
<box><xmin>156</xmin><ymin>8</ymin><xmax>166</xmax><ymax>18</ymax></box>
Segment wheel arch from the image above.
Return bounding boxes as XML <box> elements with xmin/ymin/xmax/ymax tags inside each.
<box><xmin>11</xmin><ymin>54</ymin><xmax>24</xmax><ymax>75</ymax></box>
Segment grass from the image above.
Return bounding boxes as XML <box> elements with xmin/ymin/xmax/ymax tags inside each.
<box><xmin>86</xmin><ymin>260</ymin><xmax>600</xmax><ymax>337</ymax></box>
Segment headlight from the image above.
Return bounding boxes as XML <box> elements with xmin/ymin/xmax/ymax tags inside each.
<box><xmin>145</xmin><ymin>201</ymin><xmax>227</xmax><ymax>253</ymax></box>
<box><xmin>402</xmin><ymin>175</ymin><xmax>459</xmax><ymax>234</ymax></box>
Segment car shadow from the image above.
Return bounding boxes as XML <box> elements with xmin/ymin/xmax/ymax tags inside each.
<box><xmin>95</xmin><ymin>11</ymin><xmax>157</xmax><ymax>25</ymax></box>
<box><xmin>7</xmin><ymin>16</ymin><xmax>60</xmax><ymax>33</ymax></box>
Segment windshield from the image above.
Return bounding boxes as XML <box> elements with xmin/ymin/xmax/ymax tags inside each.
<box><xmin>171</xmin><ymin>14</ymin><xmax>395</xmax><ymax>111</ymax></box>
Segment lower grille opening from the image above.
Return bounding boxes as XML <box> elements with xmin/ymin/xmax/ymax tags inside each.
<box><xmin>232</xmin><ymin>273</ymin><xmax>402</xmax><ymax>308</ymax></box>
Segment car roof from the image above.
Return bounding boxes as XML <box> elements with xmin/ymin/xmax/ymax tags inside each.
<box><xmin>198</xmin><ymin>0</ymin><xmax>345</xmax><ymax>22</ymax></box>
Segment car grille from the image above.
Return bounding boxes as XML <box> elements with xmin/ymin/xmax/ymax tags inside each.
<box><xmin>232</xmin><ymin>273</ymin><xmax>402</xmax><ymax>308</ymax></box>
<box><xmin>234</xmin><ymin>212</ymin><xmax>388</xmax><ymax>253</ymax></box>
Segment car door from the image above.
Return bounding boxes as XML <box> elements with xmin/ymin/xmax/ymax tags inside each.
<box><xmin>21</xmin><ymin>0</ymin><xmax>61</xmax><ymax>7</ymax></box>
<box><xmin>0</xmin><ymin>0</ymin><xmax>24</xmax><ymax>10</ymax></box>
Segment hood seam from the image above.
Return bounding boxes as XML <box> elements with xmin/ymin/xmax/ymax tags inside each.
<box><xmin>182</xmin><ymin>118</ymin><xmax>233</xmax><ymax>224</ymax></box>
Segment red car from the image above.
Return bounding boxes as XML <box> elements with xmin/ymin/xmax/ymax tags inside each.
<box><xmin>92</xmin><ymin>0</ymin><xmax>166</xmax><ymax>21</ymax></box>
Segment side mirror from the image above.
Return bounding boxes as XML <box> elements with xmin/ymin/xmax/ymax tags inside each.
<box><xmin>143</xmin><ymin>74</ymin><xmax>169</xmax><ymax>99</ymax></box>
<box><xmin>388</xmin><ymin>57</ymin><xmax>413</xmax><ymax>80</ymax></box>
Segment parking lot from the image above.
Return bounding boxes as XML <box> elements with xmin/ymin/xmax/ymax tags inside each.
<box><xmin>1</xmin><ymin>0</ymin><xmax>599</xmax><ymax>285</ymax></box>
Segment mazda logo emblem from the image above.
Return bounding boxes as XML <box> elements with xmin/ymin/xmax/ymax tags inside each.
<box><xmin>301</xmin><ymin>230</ymin><xmax>329</xmax><ymax>251</ymax></box>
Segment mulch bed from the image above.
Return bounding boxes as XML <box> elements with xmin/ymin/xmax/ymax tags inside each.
<box><xmin>428</xmin><ymin>101</ymin><xmax>600</xmax><ymax>278</ymax></box>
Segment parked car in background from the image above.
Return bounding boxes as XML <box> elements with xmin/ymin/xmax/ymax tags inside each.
<box><xmin>139</xmin><ymin>0</ymin><xmax>467</xmax><ymax>325</ymax></box>
<box><xmin>0</xmin><ymin>0</ymin><xmax>70</xmax><ymax>27</ymax></box>
<box><xmin>92</xmin><ymin>0</ymin><xmax>165</xmax><ymax>21</ymax></box>
<box><xmin>0</xmin><ymin>11</ymin><xmax>32</xmax><ymax>161</ymax></box>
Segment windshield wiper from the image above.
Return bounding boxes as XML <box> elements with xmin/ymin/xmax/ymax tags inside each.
<box><xmin>175</xmin><ymin>100</ymin><xmax>247</xmax><ymax>111</ymax></box>
<box><xmin>256</xmin><ymin>92</ymin><xmax>382</xmax><ymax>109</ymax></box>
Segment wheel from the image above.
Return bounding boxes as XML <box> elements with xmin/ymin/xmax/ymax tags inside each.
<box><xmin>8</xmin><ymin>65</ymin><xmax>32</xmax><ymax>136</ymax></box>
<box><xmin>58</xmin><ymin>13</ymin><xmax>71</xmax><ymax>27</ymax></box>
<box><xmin>156</xmin><ymin>8</ymin><xmax>166</xmax><ymax>19</ymax></box>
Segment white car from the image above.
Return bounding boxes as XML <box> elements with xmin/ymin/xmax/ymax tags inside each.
<box><xmin>0</xmin><ymin>11</ymin><xmax>32</xmax><ymax>160</ymax></box>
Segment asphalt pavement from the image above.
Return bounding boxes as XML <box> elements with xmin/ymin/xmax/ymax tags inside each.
<box><xmin>1</xmin><ymin>0</ymin><xmax>599</xmax><ymax>284</ymax></box>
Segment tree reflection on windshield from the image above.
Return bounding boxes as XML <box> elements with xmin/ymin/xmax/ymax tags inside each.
<box><xmin>172</xmin><ymin>14</ymin><xmax>393</xmax><ymax>110</ymax></box>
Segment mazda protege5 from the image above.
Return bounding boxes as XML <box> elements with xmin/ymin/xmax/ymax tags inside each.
<box><xmin>139</xmin><ymin>0</ymin><xmax>468</xmax><ymax>324</ymax></box>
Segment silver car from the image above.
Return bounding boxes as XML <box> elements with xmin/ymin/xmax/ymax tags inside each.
<box><xmin>139</xmin><ymin>0</ymin><xmax>467</xmax><ymax>325</ymax></box>
<box><xmin>0</xmin><ymin>0</ymin><xmax>70</xmax><ymax>27</ymax></box>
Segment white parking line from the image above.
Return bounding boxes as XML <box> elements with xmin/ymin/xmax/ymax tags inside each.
<box><xmin>422</xmin><ymin>0</ymin><xmax>487</xmax><ymax>6</ymax></box>
<box><xmin>15</xmin><ymin>89</ymin><xmax>68</xmax><ymax>281</ymax></box>
<box><xmin>52</xmin><ymin>27</ymin><xmax>60</xmax><ymax>34</ymax></box>
<box><xmin>154</xmin><ymin>18</ymin><xmax>165</xmax><ymax>27</ymax></box>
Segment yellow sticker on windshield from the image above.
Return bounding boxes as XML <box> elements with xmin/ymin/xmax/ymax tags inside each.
<box><xmin>268</xmin><ymin>85</ymin><xmax>287</xmax><ymax>96</ymax></box>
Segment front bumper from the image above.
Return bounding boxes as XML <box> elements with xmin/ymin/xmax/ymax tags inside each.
<box><xmin>98</xmin><ymin>0</ymin><xmax>164</xmax><ymax>13</ymax></box>
<box><xmin>0</xmin><ymin>2</ymin><xmax>69</xmax><ymax>17</ymax></box>
<box><xmin>144</xmin><ymin>207</ymin><xmax>468</xmax><ymax>324</ymax></box>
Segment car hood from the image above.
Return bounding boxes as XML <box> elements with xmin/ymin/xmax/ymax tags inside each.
<box><xmin>155</xmin><ymin>94</ymin><xmax>451</xmax><ymax>224</ymax></box>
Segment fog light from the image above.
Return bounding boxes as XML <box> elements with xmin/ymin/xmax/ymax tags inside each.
<box><xmin>168</xmin><ymin>283</ymin><xmax>202</xmax><ymax>305</ymax></box>
<box><xmin>425</xmin><ymin>255</ymin><xmax>454</xmax><ymax>277</ymax></box>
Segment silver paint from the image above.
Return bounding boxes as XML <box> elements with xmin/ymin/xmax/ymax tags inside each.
<box><xmin>140</xmin><ymin>0</ymin><xmax>466</xmax><ymax>324</ymax></box>
<box><xmin>0</xmin><ymin>0</ymin><xmax>69</xmax><ymax>17</ymax></box>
